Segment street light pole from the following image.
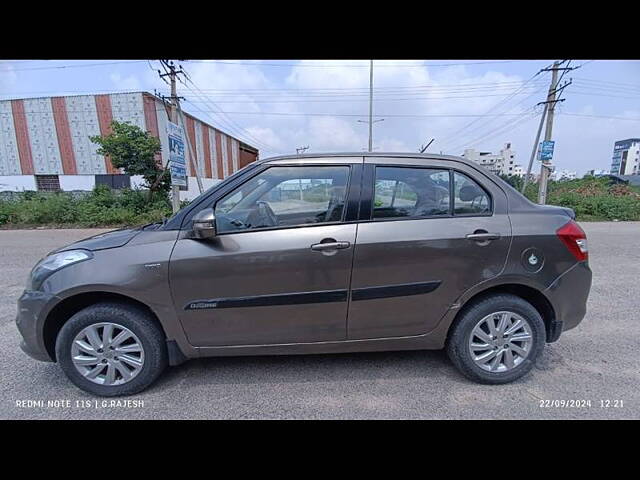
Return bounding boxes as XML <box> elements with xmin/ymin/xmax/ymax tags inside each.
<box><xmin>356</xmin><ymin>60</ymin><xmax>384</xmax><ymax>152</ymax></box>
<box><xmin>368</xmin><ymin>59</ymin><xmax>373</xmax><ymax>152</ymax></box>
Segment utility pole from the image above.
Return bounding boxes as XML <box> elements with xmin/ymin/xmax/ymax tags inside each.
<box><xmin>357</xmin><ymin>60</ymin><xmax>384</xmax><ymax>152</ymax></box>
<box><xmin>158</xmin><ymin>60</ymin><xmax>187</xmax><ymax>213</ymax></box>
<box><xmin>521</xmin><ymin>105</ymin><xmax>548</xmax><ymax>194</ymax></box>
<box><xmin>296</xmin><ymin>146</ymin><xmax>309</xmax><ymax>155</ymax></box>
<box><xmin>537</xmin><ymin>60</ymin><xmax>576</xmax><ymax>204</ymax></box>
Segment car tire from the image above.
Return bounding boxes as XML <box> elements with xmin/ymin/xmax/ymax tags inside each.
<box><xmin>56</xmin><ymin>302</ymin><xmax>167</xmax><ymax>397</ymax></box>
<box><xmin>446</xmin><ymin>294</ymin><xmax>546</xmax><ymax>384</ymax></box>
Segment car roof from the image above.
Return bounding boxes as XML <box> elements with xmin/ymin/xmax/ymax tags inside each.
<box><xmin>257</xmin><ymin>151</ymin><xmax>495</xmax><ymax>173</ymax></box>
<box><xmin>259</xmin><ymin>151</ymin><xmax>470</xmax><ymax>165</ymax></box>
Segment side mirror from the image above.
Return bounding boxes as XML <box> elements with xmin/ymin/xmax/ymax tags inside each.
<box><xmin>192</xmin><ymin>208</ymin><xmax>216</xmax><ymax>239</ymax></box>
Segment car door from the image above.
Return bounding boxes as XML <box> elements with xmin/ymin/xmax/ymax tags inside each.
<box><xmin>347</xmin><ymin>157</ymin><xmax>511</xmax><ymax>340</ymax></box>
<box><xmin>169</xmin><ymin>158</ymin><xmax>363</xmax><ymax>347</ymax></box>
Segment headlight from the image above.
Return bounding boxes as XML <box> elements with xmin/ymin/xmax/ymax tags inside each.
<box><xmin>29</xmin><ymin>249</ymin><xmax>93</xmax><ymax>290</ymax></box>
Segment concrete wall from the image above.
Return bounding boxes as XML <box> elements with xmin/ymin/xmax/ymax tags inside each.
<box><xmin>0</xmin><ymin>175</ymin><xmax>36</xmax><ymax>191</ymax></box>
<box><xmin>59</xmin><ymin>175</ymin><xmax>95</xmax><ymax>191</ymax></box>
<box><xmin>0</xmin><ymin>173</ymin><xmax>224</xmax><ymax>199</ymax></box>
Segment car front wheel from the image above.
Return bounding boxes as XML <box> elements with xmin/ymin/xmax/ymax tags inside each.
<box><xmin>56</xmin><ymin>302</ymin><xmax>167</xmax><ymax>396</ymax></box>
<box><xmin>446</xmin><ymin>294</ymin><xmax>546</xmax><ymax>384</ymax></box>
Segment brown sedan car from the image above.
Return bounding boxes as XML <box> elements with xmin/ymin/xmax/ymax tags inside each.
<box><xmin>17</xmin><ymin>153</ymin><xmax>592</xmax><ymax>396</ymax></box>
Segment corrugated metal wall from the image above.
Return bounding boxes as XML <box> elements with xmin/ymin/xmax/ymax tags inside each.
<box><xmin>0</xmin><ymin>92</ymin><xmax>259</xmax><ymax>179</ymax></box>
<box><xmin>0</xmin><ymin>101</ymin><xmax>21</xmax><ymax>175</ymax></box>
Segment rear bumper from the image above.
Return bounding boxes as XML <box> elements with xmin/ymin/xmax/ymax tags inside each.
<box><xmin>544</xmin><ymin>261</ymin><xmax>592</xmax><ymax>342</ymax></box>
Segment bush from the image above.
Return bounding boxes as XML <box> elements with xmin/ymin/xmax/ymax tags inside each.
<box><xmin>521</xmin><ymin>177</ymin><xmax>640</xmax><ymax>221</ymax></box>
<box><xmin>0</xmin><ymin>185</ymin><xmax>173</xmax><ymax>228</ymax></box>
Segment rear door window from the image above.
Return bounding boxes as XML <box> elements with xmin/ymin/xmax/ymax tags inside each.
<box><xmin>373</xmin><ymin>167</ymin><xmax>450</xmax><ymax>219</ymax></box>
<box><xmin>453</xmin><ymin>171</ymin><xmax>492</xmax><ymax>215</ymax></box>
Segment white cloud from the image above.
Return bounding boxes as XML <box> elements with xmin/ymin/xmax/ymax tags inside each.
<box><xmin>110</xmin><ymin>73</ymin><xmax>141</xmax><ymax>90</ymax></box>
<box><xmin>243</xmin><ymin>126</ymin><xmax>287</xmax><ymax>151</ymax></box>
<box><xmin>172</xmin><ymin>60</ymin><xmax>640</xmax><ymax>174</ymax></box>
<box><xmin>306</xmin><ymin>116</ymin><xmax>364</xmax><ymax>150</ymax></box>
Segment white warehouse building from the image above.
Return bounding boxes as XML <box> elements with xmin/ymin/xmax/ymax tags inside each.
<box><xmin>0</xmin><ymin>92</ymin><xmax>259</xmax><ymax>199</ymax></box>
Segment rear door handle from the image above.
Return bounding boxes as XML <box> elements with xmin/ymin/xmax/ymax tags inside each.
<box><xmin>311</xmin><ymin>241</ymin><xmax>351</xmax><ymax>251</ymax></box>
<box><xmin>466</xmin><ymin>232</ymin><xmax>501</xmax><ymax>241</ymax></box>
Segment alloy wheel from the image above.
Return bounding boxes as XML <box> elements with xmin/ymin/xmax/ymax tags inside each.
<box><xmin>467</xmin><ymin>311</ymin><xmax>533</xmax><ymax>373</ymax></box>
<box><xmin>70</xmin><ymin>322</ymin><xmax>145</xmax><ymax>386</ymax></box>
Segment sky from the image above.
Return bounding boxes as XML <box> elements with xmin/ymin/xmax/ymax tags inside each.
<box><xmin>1</xmin><ymin>59</ymin><xmax>639</xmax><ymax>176</ymax></box>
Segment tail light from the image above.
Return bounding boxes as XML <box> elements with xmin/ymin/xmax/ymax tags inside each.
<box><xmin>556</xmin><ymin>220</ymin><xmax>588</xmax><ymax>262</ymax></box>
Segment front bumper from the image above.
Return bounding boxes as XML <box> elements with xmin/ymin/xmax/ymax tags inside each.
<box><xmin>544</xmin><ymin>261</ymin><xmax>592</xmax><ymax>342</ymax></box>
<box><xmin>16</xmin><ymin>290</ymin><xmax>58</xmax><ymax>362</ymax></box>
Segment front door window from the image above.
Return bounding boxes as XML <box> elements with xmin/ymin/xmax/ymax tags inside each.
<box><xmin>215</xmin><ymin>166</ymin><xmax>350</xmax><ymax>233</ymax></box>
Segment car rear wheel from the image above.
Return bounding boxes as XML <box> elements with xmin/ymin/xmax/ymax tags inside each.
<box><xmin>446</xmin><ymin>294</ymin><xmax>546</xmax><ymax>384</ymax></box>
<box><xmin>56</xmin><ymin>302</ymin><xmax>167</xmax><ymax>396</ymax></box>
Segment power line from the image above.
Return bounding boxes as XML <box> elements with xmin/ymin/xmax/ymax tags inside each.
<box><xmin>6</xmin><ymin>106</ymin><xmax>640</xmax><ymax>122</ymax></box>
<box><xmin>573</xmin><ymin>76</ymin><xmax>640</xmax><ymax>89</ymax></box>
<box><xmin>559</xmin><ymin>112</ymin><xmax>640</xmax><ymax>121</ymax></box>
<box><xmin>444</xmin><ymin>109</ymin><xmax>540</xmax><ymax>154</ymax></box>
<box><xmin>570</xmin><ymin>90</ymin><xmax>640</xmax><ymax>100</ymax></box>
<box><xmin>178</xmin><ymin>69</ymin><xmax>281</xmax><ymax>154</ymax></box>
<box><xmin>0</xmin><ymin>81</ymin><xmax>547</xmax><ymax>100</ymax></box>
<box><xmin>179</xmin><ymin>89</ymin><xmax>544</xmax><ymax>104</ymax></box>
<box><xmin>194</xmin><ymin>111</ymin><xmax>534</xmax><ymax>118</ymax></box>
<box><xmin>155</xmin><ymin>81</ymin><xmax>546</xmax><ymax>95</ymax></box>
<box><xmin>436</xmin><ymin>71</ymin><xmax>545</xmax><ymax>151</ymax></box>
<box><xmin>181</xmin><ymin>92</ymin><xmax>280</xmax><ymax>154</ymax></box>
<box><xmin>181</xmin><ymin>94</ymin><xmax>279</xmax><ymax>154</ymax></box>
<box><xmin>176</xmin><ymin>82</ymin><xmax>274</xmax><ymax>151</ymax></box>
<box><xmin>571</xmin><ymin>82</ymin><xmax>640</xmax><ymax>95</ymax></box>
<box><xmin>166</xmin><ymin>79</ymin><xmax>540</xmax><ymax>90</ymax></box>
<box><xmin>437</xmin><ymin>84</ymin><xmax>546</xmax><ymax>152</ymax></box>
<box><xmin>0</xmin><ymin>60</ymin><xmax>147</xmax><ymax>73</ymax></box>
<box><xmin>6</xmin><ymin>80</ymin><xmax>636</xmax><ymax>104</ymax></box>
<box><xmin>183</xmin><ymin>60</ymin><xmax>520</xmax><ymax>68</ymax></box>
<box><xmin>168</xmin><ymin>86</ymin><xmax>546</xmax><ymax>99</ymax></box>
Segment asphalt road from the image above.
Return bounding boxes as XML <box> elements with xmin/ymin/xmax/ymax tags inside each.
<box><xmin>1</xmin><ymin>223</ymin><xmax>638</xmax><ymax>419</ymax></box>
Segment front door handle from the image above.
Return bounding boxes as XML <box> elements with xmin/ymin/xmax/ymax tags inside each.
<box><xmin>466</xmin><ymin>232</ymin><xmax>501</xmax><ymax>241</ymax></box>
<box><xmin>311</xmin><ymin>241</ymin><xmax>351</xmax><ymax>251</ymax></box>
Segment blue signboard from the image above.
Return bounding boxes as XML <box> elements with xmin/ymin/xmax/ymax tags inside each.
<box><xmin>167</xmin><ymin>122</ymin><xmax>187</xmax><ymax>187</ymax></box>
<box><xmin>539</xmin><ymin>140</ymin><xmax>555</xmax><ymax>161</ymax></box>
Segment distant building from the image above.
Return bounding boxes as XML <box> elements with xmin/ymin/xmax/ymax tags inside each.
<box><xmin>512</xmin><ymin>164</ymin><xmax>524</xmax><ymax>178</ymax></box>
<box><xmin>584</xmin><ymin>169</ymin><xmax>608</xmax><ymax>178</ymax></box>
<box><xmin>554</xmin><ymin>169</ymin><xmax>577</xmax><ymax>181</ymax></box>
<box><xmin>0</xmin><ymin>92</ymin><xmax>259</xmax><ymax>199</ymax></box>
<box><xmin>610</xmin><ymin>139</ymin><xmax>640</xmax><ymax>175</ymax></box>
<box><xmin>462</xmin><ymin>143</ymin><xmax>524</xmax><ymax>177</ymax></box>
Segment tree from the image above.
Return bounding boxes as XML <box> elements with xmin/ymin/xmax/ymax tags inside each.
<box><xmin>90</xmin><ymin>121</ymin><xmax>170</xmax><ymax>198</ymax></box>
<box><xmin>499</xmin><ymin>173</ymin><xmax>523</xmax><ymax>191</ymax></box>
